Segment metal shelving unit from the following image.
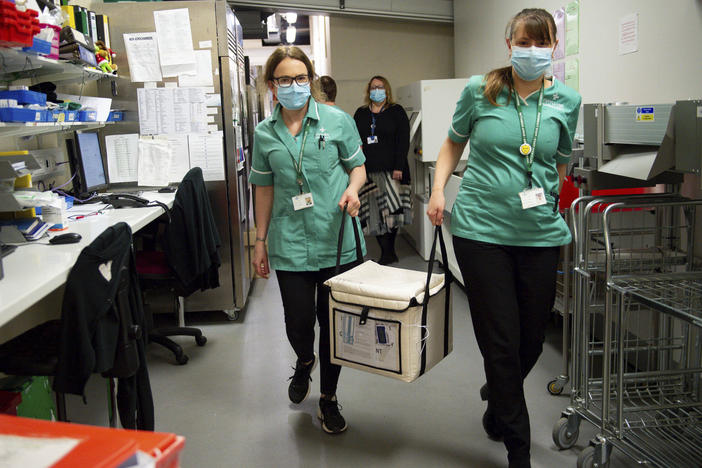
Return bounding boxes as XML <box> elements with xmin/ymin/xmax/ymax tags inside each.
<box><xmin>0</xmin><ymin>121</ymin><xmax>115</xmax><ymax>138</ymax></box>
<box><xmin>0</xmin><ymin>47</ymin><xmax>125</xmax><ymax>84</ymax></box>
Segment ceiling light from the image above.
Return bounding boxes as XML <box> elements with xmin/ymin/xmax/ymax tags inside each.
<box><xmin>286</xmin><ymin>26</ymin><xmax>296</xmax><ymax>43</ymax></box>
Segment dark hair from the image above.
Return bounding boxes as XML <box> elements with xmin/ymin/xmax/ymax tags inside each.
<box><xmin>363</xmin><ymin>75</ymin><xmax>394</xmax><ymax>106</ymax></box>
<box><xmin>483</xmin><ymin>8</ymin><xmax>556</xmax><ymax>106</ymax></box>
<box><xmin>259</xmin><ymin>46</ymin><xmax>323</xmax><ymax>100</ymax></box>
<box><xmin>319</xmin><ymin>76</ymin><xmax>337</xmax><ymax>102</ymax></box>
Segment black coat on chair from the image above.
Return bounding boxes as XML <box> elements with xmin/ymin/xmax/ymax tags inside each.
<box><xmin>165</xmin><ymin>167</ymin><xmax>221</xmax><ymax>296</ymax></box>
<box><xmin>54</xmin><ymin>222</ymin><xmax>154</xmax><ymax>430</ymax></box>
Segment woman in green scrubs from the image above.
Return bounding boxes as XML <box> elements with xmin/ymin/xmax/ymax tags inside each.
<box><xmin>427</xmin><ymin>9</ymin><xmax>581</xmax><ymax>468</ymax></box>
<box><xmin>249</xmin><ymin>46</ymin><xmax>367</xmax><ymax>435</ymax></box>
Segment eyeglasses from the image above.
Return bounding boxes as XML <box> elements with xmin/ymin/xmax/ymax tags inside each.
<box><xmin>370</xmin><ymin>85</ymin><xmax>385</xmax><ymax>90</ymax></box>
<box><xmin>272</xmin><ymin>74</ymin><xmax>310</xmax><ymax>88</ymax></box>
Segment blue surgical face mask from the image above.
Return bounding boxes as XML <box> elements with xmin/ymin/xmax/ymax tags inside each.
<box><xmin>369</xmin><ymin>88</ymin><xmax>386</xmax><ymax>103</ymax></box>
<box><xmin>510</xmin><ymin>46</ymin><xmax>552</xmax><ymax>81</ymax></box>
<box><xmin>276</xmin><ymin>82</ymin><xmax>311</xmax><ymax>110</ymax></box>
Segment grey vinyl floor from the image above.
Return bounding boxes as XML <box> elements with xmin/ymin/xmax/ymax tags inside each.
<box><xmin>67</xmin><ymin>235</ymin><xmax>638</xmax><ymax>468</ymax></box>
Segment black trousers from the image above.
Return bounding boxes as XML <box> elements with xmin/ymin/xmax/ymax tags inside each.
<box><xmin>453</xmin><ymin>236</ymin><xmax>560</xmax><ymax>467</ymax></box>
<box><xmin>276</xmin><ymin>262</ymin><xmax>358</xmax><ymax>396</ymax></box>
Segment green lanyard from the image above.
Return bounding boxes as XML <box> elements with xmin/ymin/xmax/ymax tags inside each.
<box><xmin>513</xmin><ymin>81</ymin><xmax>544</xmax><ymax>188</ymax></box>
<box><xmin>289</xmin><ymin>120</ymin><xmax>311</xmax><ymax>194</ymax></box>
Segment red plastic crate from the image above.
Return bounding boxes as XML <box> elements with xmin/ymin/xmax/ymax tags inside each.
<box><xmin>0</xmin><ymin>415</ymin><xmax>186</xmax><ymax>468</ymax></box>
<box><xmin>0</xmin><ymin>1</ymin><xmax>23</xmax><ymax>47</ymax></box>
<box><xmin>15</xmin><ymin>8</ymin><xmax>40</xmax><ymax>47</ymax></box>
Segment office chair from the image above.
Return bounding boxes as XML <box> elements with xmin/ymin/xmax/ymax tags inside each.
<box><xmin>0</xmin><ymin>222</ymin><xmax>153</xmax><ymax>430</ymax></box>
<box><xmin>136</xmin><ymin>167</ymin><xmax>221</xmax><ymax>365</ymax></box>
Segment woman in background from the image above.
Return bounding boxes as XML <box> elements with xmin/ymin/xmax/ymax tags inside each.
<box><xmin>353</xmin><ymin>76</ymin><xmax>411</xmax><ymax>265</ymax></box>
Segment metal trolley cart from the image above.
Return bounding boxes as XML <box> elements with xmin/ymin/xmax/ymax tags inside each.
<box><xmin>547</xmin><ymin>194</ymin><xmax>682</xmax><ymax>397</ymax></box>
<box><xmin>553</xmin><ymin>198</ymin><xmax>702</xmax><ymax>467</ymax></box>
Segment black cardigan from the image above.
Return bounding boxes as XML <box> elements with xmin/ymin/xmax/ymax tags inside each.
<box><xmin>54</xmin><ymin>222</ymin><xmax>154</xmax><ymax>430</ymax></box>
<box><xmin>353</xmin><ymin>103</ymin><xmax>410</xmax><ymax>182</ymax></box>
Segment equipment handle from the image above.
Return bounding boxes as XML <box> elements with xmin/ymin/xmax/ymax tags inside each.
<box><xmin>335</xmin><ymin>204</ymin><xmax>363</xmax><ymax>275</ymax></box>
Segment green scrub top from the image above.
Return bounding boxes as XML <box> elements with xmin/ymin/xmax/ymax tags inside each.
<box><xmin>448</xmin><ymin>75</ymin><xmax>581</xmax><ymax>247</ymax></box>
<box><xmin>249</xmin><ymin>98</ymin><xmax>367</xmax><ymax>271</ymax></box>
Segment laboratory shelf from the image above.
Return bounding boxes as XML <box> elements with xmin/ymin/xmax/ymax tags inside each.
<box><xmin>0</xmin><ymin>47</ymin><xmax>125</xmax><ymax>84</ymax></box>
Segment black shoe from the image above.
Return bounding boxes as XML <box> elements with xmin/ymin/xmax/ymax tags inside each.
<box><xmin>287</xmin><ymin>353</ymin><xmax>317</xmax><ymax>404</ymax></box>
<box><xmin>482</xmin><ymin>408</ymin><xmax>502</xmax><ymax>441</ymax></box>
<box><xmin>317</xmin><ymin>395</ymin><xmax>347</xmax><ymax>434</ymax></box>
<box><xmin>378</xmin><ymin>252</ymin><xmax>399</xmax><ymax>265</ymax></box>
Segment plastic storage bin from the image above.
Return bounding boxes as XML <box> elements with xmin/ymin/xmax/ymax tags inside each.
<box><xmin>0</xmin><ymin>107</ymin><xmax>47</xmax><ymax>122</ymax></box>
<box><xmin>40</xmin><ymin>23</ymin><xmax>61</xmax><ymax>59</ymax></box>
<box><xmin>22</xmin><ymin>36</ymin><xmax>51</xmax><ymax>55</ymax></box>
<box><xmin>107</xmin><ymin>110</ymin><xmax>124</xmax><ymax>121</ymax></box>
<box><xmin>0</xmin><ymin>1</ymin><xmax>21</xmax><ymax>47</ymax></box>
<box><xmin>78</xmin><ymin>109</ymin><xmax>97</xmax><ymax>122</ymax></box>
<box><xmin>0</xmin><ymin>89</ymin><xmax>47</xmax><ymax>106</ymax></box>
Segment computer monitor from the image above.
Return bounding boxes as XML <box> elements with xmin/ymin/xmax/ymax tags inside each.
<box><xmin>66</xmin><ymin>131</ymin><xmax>108</xmax><ymax>196</ymax></box>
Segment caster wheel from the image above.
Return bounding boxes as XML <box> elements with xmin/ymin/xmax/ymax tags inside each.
<box><xmin>548</xmin><ymin>379</ymin><xmax>564</xmax><ymax>395</ymax></box>
<box><xmin>224</xmin><ymin>310</ymin><xmax>239</xmax><ymax>321</ymax></box>
<box><xmin>175</xmin><ymin>353</ymin><xmax>189</xmax><ymax>365</ymax></box>
<box><xmin>553</xmin><ymin>417</ymin><xmax>579</xmax><ymax>450</ymax></box>
<box><xmin>196</xmin><ymin>335</ymin><xmax>207</xmax><ymax>346</ymax></box>
<box><xmin>577</xmin><ymin>446</ymin><xmax>596</xmax><ymax>468</ymax></box>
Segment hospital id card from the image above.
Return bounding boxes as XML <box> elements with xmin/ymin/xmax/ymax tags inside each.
<box><xmin>367</xmin><ymin>136</ymin><xmax>378</xmax><ymax>144</ymax></box>
<box><xmin>292</xmin><ymin>192</ymin><xmax>314</xmax><ymax>211</ymax></box>
<box><xmin>519</xmin><ymin>187</ymin><xmax>547</xmax><ymax>210</ymax></box>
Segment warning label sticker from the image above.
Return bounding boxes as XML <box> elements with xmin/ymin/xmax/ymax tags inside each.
<box><xmin>635</xmin><ymin>106</ymin><xmax>655</xmax><ymax>122</ymax></box>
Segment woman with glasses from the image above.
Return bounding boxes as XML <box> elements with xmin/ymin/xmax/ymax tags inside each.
<box><xmin>353</xmin><ymin>76</ymin><xmax>411</xmax><ymax>265</ymax></box>
<box><xmin>427</xmin><ymin>8</ymin><xmax>581</xmax><ymax>468</ymax></box>
<box><xmin>249</xmin><ymin>46</ymin><xmax>367</xmax><ymax>434</ymax></box>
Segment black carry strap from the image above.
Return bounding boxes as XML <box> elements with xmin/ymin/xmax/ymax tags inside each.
<box><xmin>335</xmin><ymin>204</ymin><xmax>364</xmax><ymax>275</ymax></box>
<box><xmin>420</xmin><ymin>225</ymin><xmax>453</xmax><ymax>374</ymax></box>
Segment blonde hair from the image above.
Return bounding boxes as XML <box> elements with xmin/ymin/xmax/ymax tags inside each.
<box><xmin>258</xmin><ymin>46</ymin><xmax>323</xmax><ymax>101</ymax></box>
<box><xmin>483</xmin><ymin>8</ymin><xmax>556</xmax><ymax>106</ymax></box>
<box><xmin>363</xmin><ymin>75</ymin><xmax>394</xmax><ymax>107</ymax></box>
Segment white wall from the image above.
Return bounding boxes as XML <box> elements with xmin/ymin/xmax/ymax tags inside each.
<box><xmin>453</xmin><ymin>0</ymin><xmax>702</xmax><ymax>104</ymax></box>
<box><xmin>329</xmin><ymin>16</ymin><xmax>454</xmax><ymax>115</ymax></box>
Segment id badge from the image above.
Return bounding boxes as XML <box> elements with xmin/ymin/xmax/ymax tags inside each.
<box><xmin>367</xmin><ymin>135</ymin><xmax>378</xmax><ymax>144</ymax></box>
<box><xmin>519</xmin><ymin>187</ymin><xmax>547</xmax><ymax>210</ymax></box>
<box><xmin>292</xmin><ymin>192</ymin><xmax>314</xmax><ymax>211</ymax></box>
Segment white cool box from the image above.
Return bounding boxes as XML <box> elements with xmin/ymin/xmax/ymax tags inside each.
<box><xmin>324</xmin><ymin>228</ymin><xmax>453</xmax><ymax>383</ymax></box>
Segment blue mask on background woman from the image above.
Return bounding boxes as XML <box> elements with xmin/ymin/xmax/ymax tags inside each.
<box><xmin>510</xmin><ymin>46</ymin><xmax>552</xmax><ymax>81</ymax></box>
<box><xmin>277</xmin><ymin>82</ymin><xmax>311</xmax><ymax>110</ymax></box>
<box><xmin>370</xmin><ymin>89</ymin><xmax>386</xmax><ymax>103</ymax></box>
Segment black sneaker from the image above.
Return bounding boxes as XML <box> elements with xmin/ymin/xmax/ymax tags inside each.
<box><xmin>317</xmin><ymin>396</ymin><xmax>347</xmax><ymax>434</ymax></box>
<box><xmin>287</xmin><ymin>353</ymin><xmax>317</xmax><ymax>404</ymax></box>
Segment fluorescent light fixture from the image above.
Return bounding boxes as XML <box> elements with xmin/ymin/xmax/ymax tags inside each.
<box><xmin>285</xmin><ymin>12</ymin><xmax>298</xmax><ymax>24</ymax></box>
<box><xmin>286</xmin><ymin>26</ymin><xmax>296</xmax><ymax>43</ymax></box>
<box><xmin>267</xmin><ymin>14</ymin><xmax>278</xmax><ymax>33</ymax></box>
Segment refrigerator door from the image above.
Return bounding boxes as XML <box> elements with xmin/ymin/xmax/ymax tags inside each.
<box><xmin>99</xmin><ymin>0</ymin><xmax>249</xmax><ymax>314</ymax></box>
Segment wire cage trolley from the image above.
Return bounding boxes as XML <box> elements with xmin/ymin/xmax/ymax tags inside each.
<box><xmin>547</xmin><ymin>194</ymin><xmax>684</xmax><ymax>397</ymax></box>
<box><xmin>553</xmin><ymin>198</ymin><xmax>702</xmax><ymax>468</ymax></box>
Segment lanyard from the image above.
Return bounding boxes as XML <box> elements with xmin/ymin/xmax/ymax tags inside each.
<box><xmin>370</xmin><ymin>105</ymin><xmax>384</xmax><ymax>137</ymax></box>
<box><xmin>513</xmin><ymin>81</ymin><xmax>544</xmax><ymax>188</ymax></box>
<box><xmin>289</xmin><ymin>120</ymin><xmax>311</xmax><ymax>194</ymax></box>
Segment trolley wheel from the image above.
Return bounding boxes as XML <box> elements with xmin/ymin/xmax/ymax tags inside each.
<box><xmin>224</xmin><ymin>310</ymin><xmax>239</xmax><ymax>321</ymax></box>
<box><xmin>548</xmin><ymin>379</ymin><xmax>564</xmax><ymax>395</ymax></box>
<box><xmin>577</xmin><ymin>446</ymin><xmax>596</xmax><ymax>468</ymax></box>
<box><xmin>175</xmin><ymin>353</ymin><xmax>189</xmax><ymax>365</ymax></box>
<box><xmin>552</xmin><ymin>417</ymin><xmax>579</xmax><ymax>450</ymax></box>
<box><xmin>195</xmin><ymin>335</ymin><xmax>207</xmax><ymax>346</ymax></box>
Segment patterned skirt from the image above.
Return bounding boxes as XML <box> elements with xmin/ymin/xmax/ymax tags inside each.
<box><xmin>359</xmin><ymin>171</ymin><xmax>413</xmax><ymax>236</ymax></box>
